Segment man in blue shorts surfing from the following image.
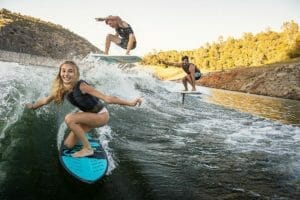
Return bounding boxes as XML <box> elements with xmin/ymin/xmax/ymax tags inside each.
<box><xmin>95</xmin><ymin>15</ymin><xmax>136</xmax><ymax>55</ymax></box>
<box><xmin>161</xmin><ymin>56</ymin><xmax>202</xmax><ymax>91</ymax></box>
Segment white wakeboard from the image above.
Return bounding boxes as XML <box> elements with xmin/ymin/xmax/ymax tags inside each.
<box><xmin>90</xmin><ymin>54</ymin><xmax>142</xmax><ymax>63</ymax></box>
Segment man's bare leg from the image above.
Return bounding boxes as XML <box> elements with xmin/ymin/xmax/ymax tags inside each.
<box><xmin>182</xmin><ymin>77</ymin><xmax>188</xmax><ymax>91</ymax></box>
<box><xmin>188</xmin><ymin>65</ymin><xmax>196</xmax><ymax>91</ymax></box>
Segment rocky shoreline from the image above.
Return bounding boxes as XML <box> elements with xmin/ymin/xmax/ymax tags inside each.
<box><xmin>198</xmin><ymin>60</ymin><xmax>300</xmax><ymax>100</ymax></box>
<box><xmin>142</xmin><ymin>59</ymin><xmax>300</xmax><ymax>101</ymax></box>
<box><xmin>0</xmin><ymin>9</ymin><xmax>100</xmax><ymax>60</ymax></box>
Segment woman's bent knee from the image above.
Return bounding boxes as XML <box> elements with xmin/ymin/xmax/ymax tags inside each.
<box><xmin>64</xmin><ymin>113</ymin><xmax>75</xmax><ymax>125</ymax></box>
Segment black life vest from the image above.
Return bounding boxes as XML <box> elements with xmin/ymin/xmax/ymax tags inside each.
<box><xmin>116</xmin><ymin>24</ymin><xmax>134</xmax><ymax>39</ymax></box>
<box><xmin>66</xmin><ymin>80</ymin><xmax>104</xmax><ymax>113</ymax></box>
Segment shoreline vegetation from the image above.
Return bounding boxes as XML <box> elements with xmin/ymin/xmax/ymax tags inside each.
<box><xmin>141</xmin><ymin>21</ymin><xmax>300</xmax><ymax>71</ymax></box>
<box><xmin>1</xmin><ymin>8</ymin><xmax>299</xmax><ymax>100</ymax></box>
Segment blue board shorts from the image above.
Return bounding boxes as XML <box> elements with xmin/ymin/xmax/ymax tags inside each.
<box><xmin>117</xmin><ymin>38</ymin><xmax>137</xmax><ymax>50</ymax></box>
<box><xmin>195</xmin><ymin>72</ymin><xmax>201</xmax><ymax>80</ymax></box>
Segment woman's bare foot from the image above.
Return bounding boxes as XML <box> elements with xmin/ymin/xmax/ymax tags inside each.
<box><xmin>72</xmin><ymin>147</ymin><xmax>94</xmax><ymax>158</ymax></box>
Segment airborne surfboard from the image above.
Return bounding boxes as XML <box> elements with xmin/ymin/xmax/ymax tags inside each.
<box><xmin>90</xmin><ymin>53</ymin><xmax>142</xmax><ymax>63</ymax></box>
<box><xmin>59</xmin><ymin>133</ymin><xmax>108</xmax><ymax>184</ymax></box>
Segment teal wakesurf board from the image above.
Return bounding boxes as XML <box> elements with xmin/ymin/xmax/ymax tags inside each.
<box><xmin>59</xmin><ymin>133</ymin><xmax>108</xmax><ymax>184</ymax></box>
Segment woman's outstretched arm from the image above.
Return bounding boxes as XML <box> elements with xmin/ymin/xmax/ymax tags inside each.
<box><xmin>80</xmin><ymin>83</ymin><xmax>142</xmax><ymax>106</ymax></box>
<box><xmin>26</xmin><ymin>95</ymin><xmax>54</xmax><ymax>110</ymax></box>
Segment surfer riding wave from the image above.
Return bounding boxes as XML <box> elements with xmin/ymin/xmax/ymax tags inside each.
<box><xmin>26</xmin><ymin>61</ymin><xmax>142</xmax><ymax>157</ymax></box>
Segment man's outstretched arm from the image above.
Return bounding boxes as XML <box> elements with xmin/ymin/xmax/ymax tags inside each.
<box><xmin>160</xmin><ymin>60</ymin><xmax>182</xmax><ymax>68</ymax></box>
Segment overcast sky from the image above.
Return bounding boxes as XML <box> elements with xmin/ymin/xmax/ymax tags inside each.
<box><xmin>1</xmin><ymin>0</ymin><xmax>299</xmax><ymax>56</ymax></box>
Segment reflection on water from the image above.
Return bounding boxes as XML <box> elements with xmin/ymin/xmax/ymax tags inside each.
<box><xmin>204</xmin><ymin>88</ymin><xmax>300</xmax><ymax>125</ymax></box>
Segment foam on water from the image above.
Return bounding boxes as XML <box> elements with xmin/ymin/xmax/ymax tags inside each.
<box><xmin>0</xmin><ymin>61</ymin><xmax>54</xmax><ymax>138</ymax></box>
<box><xmin>1</xmin><ymin>58</ymin><xmax>300</xmax><ymax>198</ymax></box>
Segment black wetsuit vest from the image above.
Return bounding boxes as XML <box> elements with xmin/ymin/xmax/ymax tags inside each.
<box><xmin>66</xmin><ymin>80</ymin><xmax>104</xmax><ymax>113</ymax></box>
<box><xmin>182</xmin><ymin>63</ymin><xmax>200</xmax><ymax>74</ymax></box>
<box><xmin>116</xmin><ymin>24</ymin><xmax>134</xmax><ymax>39</ymax></box>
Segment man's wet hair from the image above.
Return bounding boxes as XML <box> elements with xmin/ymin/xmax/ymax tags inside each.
<box><xmin>181</xmin><ymin>56</ymin><xmax>189</xmax><ymax>61</ymax></box>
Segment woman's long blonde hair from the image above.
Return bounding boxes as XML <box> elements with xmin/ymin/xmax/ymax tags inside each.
<box><xmin>105</xmin><ymin>15</ymin><xmax>124</xmax><ymax>26</ymax></box>
<box><xmin>51</xmin><ymin>61</ymin><xmax>80</xmax><ymax>104</ymax></box>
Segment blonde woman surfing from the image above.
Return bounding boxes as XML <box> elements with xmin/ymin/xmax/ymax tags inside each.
<box><xmin>27</xmin><ymin>61</ymin><xmax>142</xmax><ymax>157</ymax></box>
